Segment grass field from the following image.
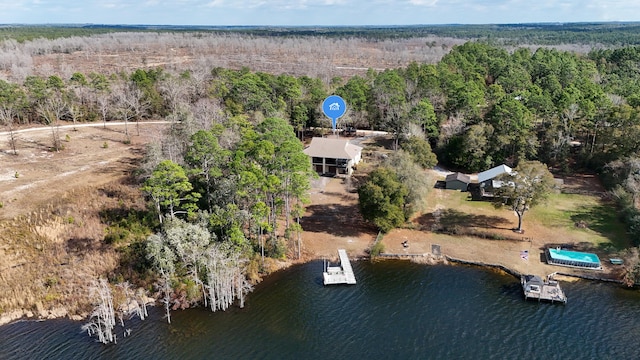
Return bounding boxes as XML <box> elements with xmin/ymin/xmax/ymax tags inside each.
<box><xmin>530</xmin><ymin>193</ymin><xmax>630</xmax><ymax>250</ymax></box>
<box><xmin>421</xmin><ymin>184</ymin><xmax>630</xmax><ymax>253</ymax></box>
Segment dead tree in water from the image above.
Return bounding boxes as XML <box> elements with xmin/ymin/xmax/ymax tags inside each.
<box><xmin>204</xmin><ymin>244</ymin><xmax>252</xmax><ymax>312</ymax></box>
<box><xmin>81</xmin><ymin>278</ymin><xmax>117</xmax><ymax>344</ymax></box>
<box><xmin>145</xmin><ymin>221</ymin><xmax>252</xmax><ymax>322</ymax></box>
<box><xmin>146</xmin><ymin>233</ymin><xmax>177</xmax><ymax>324</ymax></box>
<box><xmin>82</xmin><ymin>280</ymin><xmax>150</xmax><ymax>343</ymax></box>
<box><xmin>116</xmin><ymin>282</ymin><xmax>149</xmax><ymax>326</ymax></box>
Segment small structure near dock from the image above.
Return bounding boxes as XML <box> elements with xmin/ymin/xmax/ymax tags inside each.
<box><xmin>323</xmin><ymin>249</ymin><xmax>356</xmax><ymax>285</ymax></box>
<box><xmin>521</xmin><ymin>274</ymin><xmax>567</xmax><ymax>304</ymax></box>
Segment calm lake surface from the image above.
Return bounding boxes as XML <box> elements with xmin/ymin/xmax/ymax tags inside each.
<box><xmin>1</xmin><ymin>261</ymin><xmax>639</xmax><ymax>359</ymax></box>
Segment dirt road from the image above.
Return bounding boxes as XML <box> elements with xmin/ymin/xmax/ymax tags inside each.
<box><xmin>0</xmin><ymin>122</ymin><xmax>168</xmax><ymax>220</ymax></box>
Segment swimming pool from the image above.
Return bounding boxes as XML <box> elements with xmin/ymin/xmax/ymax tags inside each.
<box><xmin>546</xmin><ymin>248</ymin><xmax>602</xmax><ymax>269</ymax></box>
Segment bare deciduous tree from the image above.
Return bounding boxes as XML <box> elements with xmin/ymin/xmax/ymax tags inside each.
<box><xmin>81</xmin><ymin>278</ymin><xmax>117</xmax><ymax>344</ymax></box>
<box><xmin>36</xmin><ymin>94</ymin><xmax>67</xmax><ymax>151</ymax></box>
<box><xmin>0</xmin><ymin>107</ymin><xmax>18</xmax><ymax>155</ymax></box>
<box><xmin>159</xmin><ymin>76</ymin><xmax>188</xmax><ymax>117</ymax></box>
<box><xmin>111</xmin><ymin>82</ymin><xmax>147</xmax><ymax>140</ymax></box>
<box><xmin>204</xmin><ymin>244</ymin><xmax>252</xmax><ymax>312</ymax></box>
<box><xmin>68</xmin><ymin>103</ymin><xmax>83</xmax><ymax>131</ymax></box>
<box><xmin>96</xmin><ymin>94</ymin><xmax>110</xmax><ymax>129</ymax></box>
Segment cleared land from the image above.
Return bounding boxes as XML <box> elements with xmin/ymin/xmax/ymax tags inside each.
<box><xmin>301</xmin><ymin>155</ymin><xmax>629</xmax><ymax>281</ymax></box>
<box><xmin>0</xmin><ymin>123</ymin><xmax>165</xmax><ymax>323</ymax></box>
<box><xmin>381</xmin><ymin>173</ymin><xmax>629</xmax><ymax>280</ymax></box>
<box><xmin>0</xmin><ymin>126</ymin><xmax>630</xmax><ymax>324</ymax></box>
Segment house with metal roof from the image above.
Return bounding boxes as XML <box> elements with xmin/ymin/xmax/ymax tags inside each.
<box><xmin>303</xmin><ymin>137</ymin><xmax>363</xmax><ymax>176</ymax></box>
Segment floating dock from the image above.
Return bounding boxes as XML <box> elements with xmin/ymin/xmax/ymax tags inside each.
<box><xmin>521</xmin><ymin>274</ymin><xmax>567</xmax><ymax>304</ymax></box>
<box><xmin>323</xmin><ymin>249</ymin><xmax>356</xmax><ymax>285</ymax></box>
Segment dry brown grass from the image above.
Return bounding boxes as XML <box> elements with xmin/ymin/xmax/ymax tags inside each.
<box><xmin>0</xmin><ymin>181</ymin><xmax>146</xmax><ymax>319</ymax></box>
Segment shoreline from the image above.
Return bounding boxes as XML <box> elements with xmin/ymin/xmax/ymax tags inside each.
<box><xmin>2</xmin><ymin>252</ymin><xmax>632</xmax><ymax>328</ymax></box>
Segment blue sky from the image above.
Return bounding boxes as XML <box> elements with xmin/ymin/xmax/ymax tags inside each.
<box><xmin>1</xmin><ymin>1</ymin><xmax>638</xmax><ymax>26</ymax></box>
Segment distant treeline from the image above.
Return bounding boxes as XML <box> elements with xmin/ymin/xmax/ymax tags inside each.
<box><xmin>3</xmin><ymin>22</ymin><xmax>640</xmax><ymax>45</ymax></box>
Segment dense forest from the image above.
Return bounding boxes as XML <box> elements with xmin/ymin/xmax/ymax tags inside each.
<box><xmin>3</xmin><ymin>23</ymin><xmax>640</xmax><ymax>45</ymax></box>
<box><xmin>3</xmin><ymin>28</ymin><xmax>640</xmax><ymax>335</ymax></box>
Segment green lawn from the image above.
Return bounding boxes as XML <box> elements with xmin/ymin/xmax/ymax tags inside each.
<box><xmin>529</xmin><ymin>193</ymin><xmax>630</xmax><ymax>250</ymax></box>
<box><xmin>424</xmin><ymin>188</ymin><xmax>631</xmax><ymax>251</ymax></box>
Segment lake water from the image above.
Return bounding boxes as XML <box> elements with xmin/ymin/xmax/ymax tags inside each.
<box><xmin>1</xmin><ymin>261</ymin><xmax>639</xmax><ymax>359</ymax></box>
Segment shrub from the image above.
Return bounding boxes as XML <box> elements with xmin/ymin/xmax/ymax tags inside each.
<box><xmin>370</xmin><ymin>241</ymin><xmax>385</xmax><ymax>257</ymax></box>
<box><xmin>401</xmin><ymin>136</ymin><xmax>438</xmax><ymax>169</ymax></box>
<box><xmin>104</xmin><ymin>226</ymin><xmax>129</xmax><ymax>244</ymax></box>
<box><xmin>44</xmin><ymin>276</ymin><xmax>58</xmax><ymax>288</ymax></box>
<box><xmin>267</xmin><ymin>237</ymin><xmax>287</xmax><ymax>259</ymax></box>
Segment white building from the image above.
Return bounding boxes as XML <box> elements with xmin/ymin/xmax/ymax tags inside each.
<box><xmin>476</xmin><ymin>164</ymin><xmax>513</xmax><ymax>196</ymax></box>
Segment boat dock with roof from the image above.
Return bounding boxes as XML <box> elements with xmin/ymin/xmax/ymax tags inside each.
<box><xmin>521</xmin><ymin>274</ymin><xmax>567</xmax><ymax>304</ymax></box>
<box><xmin>323</xmin><ymin>249</ymin><xmax>356</xmax><ymax>285</ymax></box>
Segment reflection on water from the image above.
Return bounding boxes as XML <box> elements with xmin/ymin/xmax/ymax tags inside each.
<box><xmin>1</xmin><ymin>261</ymin><xmax>639</xmax><ymax>359</ymax></box>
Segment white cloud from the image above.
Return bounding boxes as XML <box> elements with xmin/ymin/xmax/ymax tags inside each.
<box><xmin>408</xmin><ymin>0</ymin><xmax>438</xmax><ymax>6</ymax></box>
<box><xmin>204</xmin><ymin>0</ymin><xmax>225</xmax><ymax>7</ymax></box>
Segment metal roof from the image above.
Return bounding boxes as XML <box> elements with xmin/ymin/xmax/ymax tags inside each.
<box><xmin>446</xmin><ymin>172</ymin><xmax>471</xmax><ymax>184</ymax></box>
<box><xmin>303</xmin><ymin>137</ymin><xmax>363</xmax><ymax>160</ymax></box>
<box><xmin>477</xmin><ymin>164</ymin><xmax>512</xmax><ymax>183</ymax></box>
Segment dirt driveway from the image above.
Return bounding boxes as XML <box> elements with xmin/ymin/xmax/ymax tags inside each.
<box><xmin>300</xmin><ymin>176</ymin><xmax>377</xmax><ymax>259</ymax></box>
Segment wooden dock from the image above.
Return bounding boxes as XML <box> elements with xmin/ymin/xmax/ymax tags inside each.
<box><xmin>521</xmin><ymin>274</ymin><xmax>567</xmax><ymax>304</ymax></box>
<box><xmin>323</xmin><ymin>249</ymin><xmax>356</xmax><ymax>285</ymax></box>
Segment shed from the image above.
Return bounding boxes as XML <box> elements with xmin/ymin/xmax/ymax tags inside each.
<box><xmin>445</xmin><ymin>172</ymin><xmax>470</xmax><ymax>191</ymax></box>
<box><xmin>477</xmin><ymin>164</ymin><xmax>512</xmax><ymax>196</ymax></box>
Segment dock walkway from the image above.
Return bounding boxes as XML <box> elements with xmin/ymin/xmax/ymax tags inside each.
<box><xmin>323</xmin><ymin>249</ymin><xmax>356</xmax><ymax>285</ymax></box>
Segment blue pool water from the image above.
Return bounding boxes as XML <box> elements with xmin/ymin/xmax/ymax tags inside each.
<box><xmin>548</xmin><ymin>249</ymin><xmax>600</xmax><ymax>264</ymax></box>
